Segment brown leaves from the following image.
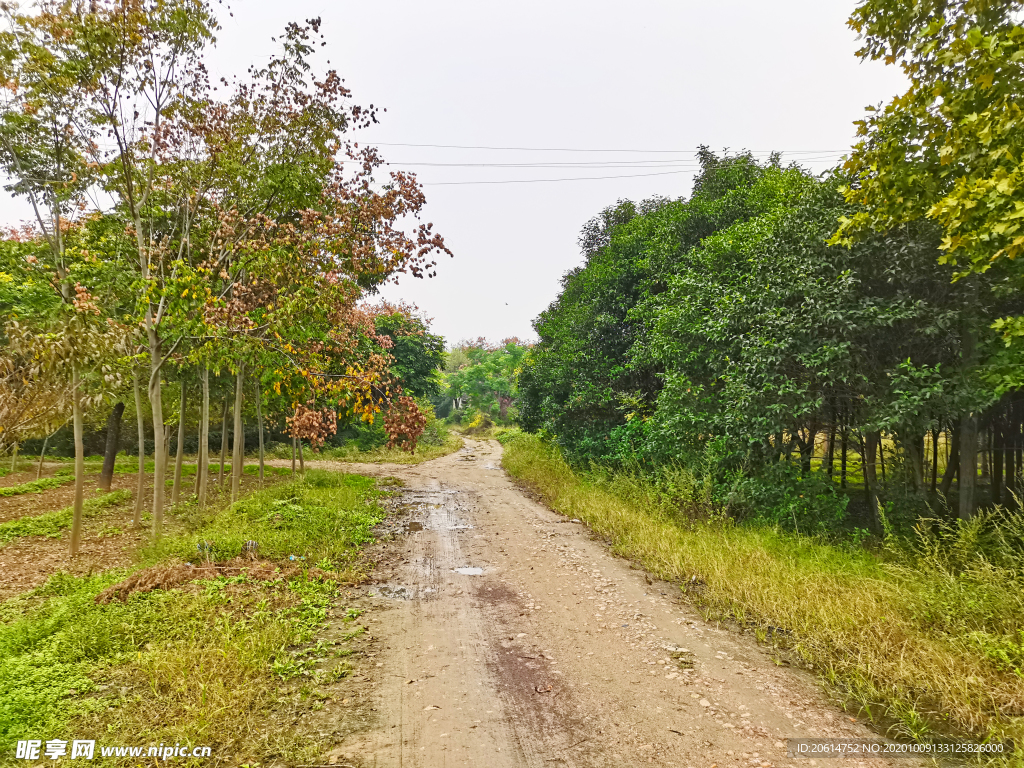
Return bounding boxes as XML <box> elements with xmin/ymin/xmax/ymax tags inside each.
<box><xmin>285</xmin><ymin>404</ymin><xmax>338</xmax><ymax>449</ymax></box>
<box><xmin>384</xmin><ymin>395</ymin><xmax>427</xmax><ymax>453</ymax></box>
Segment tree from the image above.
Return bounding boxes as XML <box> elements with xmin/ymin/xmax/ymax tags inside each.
<box><xmin>838</xmin><ymin>0</ymin><xmax>1024</xmax><ymax>279</ymax></box>
<box><xmin>373</xmin><ymin>305</ymin><xmax>445</xmax><ymax>398</ymax></box>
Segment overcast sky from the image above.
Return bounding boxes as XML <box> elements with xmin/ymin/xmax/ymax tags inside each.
<box><xmin>3</xmin><ymin>0</ymin><xmax>908</xmax><ymax>346</ymax></box>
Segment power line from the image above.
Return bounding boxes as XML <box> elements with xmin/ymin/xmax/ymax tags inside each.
<box><xmin>386</xmin><ymin>153</ymin><xmax>846</xmax><ymax>170</ymax></box>
<box><xmin>422</xmin><ymin>169</ymin><xmax>696</xmax><ymax>185</ymax></box>
<box><xmin>390</xmin><ymin>161</ymin><xmax>706</xmax><ymax>169</ymax></box>
<box><xmin>371</xmin><ymin>141</ymin><xmax>848</xmax><ymax>155</ymax></box>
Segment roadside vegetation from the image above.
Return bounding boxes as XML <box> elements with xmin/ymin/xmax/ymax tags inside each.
<box><xmin>502</xmin><ymin>432</ymin><xmax>1024</xmax><ymax>749</ymax></box>
<box><xmin>0</xmin><ymin>469</ymin><xmax>386</xmax><ymax>765</ymax></box>
<box><xmin>503</xmin><ymin>1</ymin><xmax>1024</xmax><ymax>755</ymax></box>
<box><xmin>434</xmin><ymin>338</ymin><xmax>531</xmax><ymax>437</ymax></box>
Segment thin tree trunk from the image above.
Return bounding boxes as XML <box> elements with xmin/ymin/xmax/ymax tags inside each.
<box><xmin>36</xmin><ymin>433</ymin><xmax>50</xmax><ymax>480</ymax></box>
<box><xmin>219</xmin><ymin>399</ymin><xmax>229</xmax><ymax>489</ymax></box>
<box><xmin>298</xmin><ymin>438</ymin><xmax>304</xmax><ymax>474</ymax></box>
<box><xmin>1010</xmin><ymin>440</ymin><xmax>1020</xmax><ymax>507</ymax></box>
<box><xmin>291</xmin><ymin>437</ymin><xmax>296</xmax><ymax>476</ymax></box>
<box><xmin>255</xmin><ymin>381</ymin><xmax>265</xmax><ymax>483</ymax></box>
<box><xmin>133</xmin><ymin>372</ymin><xmax>146</xmax><ymax>527</ymax></box>
<box><xmin>931</xmin><ymin>426</ymin><xmax>940</xmax><ymax>493</ymax></box>
<box><xmin>994</xmin><ymin>422</ymin><xmax>1004</xmax><ymax>506</ymax></box>
<box><xmin>940</xmin><ymin>423</ymin><xmax>960</xmax><ymax>496</ymax></box>
<box><xmin>70</xmin><ymin>364</ymin><xmax>85</xmax><ymax>556</ymax></box>
<box><xmin>825</xmin><ymin>415</ymin><xmax>836</xmax><ymax>478</ymax></box>
<box><xmin>960</xmin><ymin>413</ymin><xmax>978</xmax><ymax>521</ymax></box>
<box><xmin>172</xmin><ymin>382</ymin><xmax>186</xmax><ymax>505</ymax></box>
<box><xmin>99</xmin><ymin>402</ymin><xmax>125</xmax><ymax>492</ymax></box>
<box><xmin>231</xmin><ymin>366</ymin><xmax>244</xmax><ymax>503</ymax></box>
<box><xmin>863</xmin><ymin>430</ymin><xmax>883</xmax><ymax>535</ymax></box>
<box><xmin>149</xmin><ymin>358</ymin><xmax>167</xmax><ymax>540</ymax></box>
<box><xmin>10</xmin><ymin>443</ymin><xmax>17</xmax><ymax>473</ymax></box>
<box><xmin>163</xmin><ymin>423</ymin><xmax>171</xmax><ymax>480</ymax></box>
<box><xmin>197</xmin><ymin>367</ymin><xmax>210</xmax><ymax>508</ymax></box>
<box><xmin>840</xmin><ymin>424</ymin><xmax>848</xmax><ymax>489</ymax></box>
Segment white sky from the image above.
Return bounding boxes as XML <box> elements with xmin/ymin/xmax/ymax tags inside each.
<box><xmin>2</xmin><ymin>0</ymin><xmax>908</xmax><ymax>346</ymax></box>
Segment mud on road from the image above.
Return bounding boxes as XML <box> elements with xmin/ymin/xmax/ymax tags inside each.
<box><xmin>276</xmin><ymin>439</ymin><xmax>918</xmax><ymax>768</ymax></box>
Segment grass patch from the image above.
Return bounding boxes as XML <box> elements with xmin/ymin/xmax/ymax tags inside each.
<box><xmin>0</xmin><ymin>474</ymin><xmax>72</xmax><ymax>497</ymax></box>
<box><xmin>147</xmin><ymin>469</ymin><xmax>385</xmax><ymax>568</ymax></box>
<box><xmin>501</xmin><ymin>432</ymin><xmax>1024</xmax><ymax>753</ymax></box>
<box><xmin>0</xmin><ymin>490</ymin><xmax>132</xmax><ymax>543</ymax></box>
<box><xmin>272</xmin><ymin>432</ymin><xmax>464</xmax><ymax>465</ymax></box>
<box><xmin>0</xmin><ymin>469</ymin><xmax>387</xmax><ymax>764</ymax></box>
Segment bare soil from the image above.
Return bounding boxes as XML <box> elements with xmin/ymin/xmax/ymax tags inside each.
<box><xmin>0</xmin><ymin>470</ymin><xmax>270</xmax><ymax>600</ymax></box>
<box><xmin>265</xmin><ymin>439</ymin><xmax>924</xmax><ymax>768</ymax></box>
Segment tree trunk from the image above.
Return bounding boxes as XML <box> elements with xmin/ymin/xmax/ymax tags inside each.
<box><xmin>960</xmin><ymin>413</ymin><xmax>978</xmax><ymax>521</ymax></box>
<box><xmin>231</xmin><ymin>366</ymin><xmax>244</xmax><ymax>503</ymax></box>
<box><xmin>171</xmin><ymin>382</ymin><xmax>186</xmax><ymax>505</ymax></box>
<box><xmin>69</xmin><ymin>364</ymin><xmax>85</xmax><ymax>556</ymax></box>
<box><xmin>840</xmin><ymin>425</ymin><xmax>848</xmax><ymax>488</ymax></box>
<box><xmin>9</xmin><ymin>443</ymin><xmax>17</xmax><ymax>473</ymax></box>
<box><xmin>36</xmin><ymin>433</ymin><xmax>50</xmax><ymax>480</ymax></box>
<box><xmin>99</xmin><ymin>402</ymin><xmax>125</xmax><ymax>492</ymax></box>
<box><xmin>291</xmin><ymin>437</ymin><xmax>296</xmax><ymax>476</ymax></box>
<box><xmin>994</xmin><ymin>422</ymin><xmax>1004</xmax><ymax>506</ymax></box>
<box><xmin>798</xmin><ymin>428</ymin><xmax>816</xmax><ymax>475</ymax></box>
<box><xmin>1009</xmin><ymin>443</ymin><xmax>1019</xmax><ymax>507</ymax></box>
<box><xmin>298</xmin><ymin>438</ymin><xmax>305</xmax><ymax>474</ymax></box>
<box><xmin>148</xmin><ymin>353</ymin><xmax>167</xmax><ymax>540</ymax></box>
<box><xmin>863</xmin><ymin>430</ymin><xmax>883</xmax><ymax>535</ymax></box>
<box><xmin>219</xmin><ymin>399</ymin><xmax>229</xmax><ymax>489</ymax></box>
<box><xmin>906</xmin><ymin>433</ymin><xmax>924</xmax><ymax>491</ymax></box>
<box><xmin>197</xmin><ymin>367</ymin><xmax>210</xmax><ymax>508</ymax></box>
<box><xmin>825</xmin><ymin>418</ymin><xmax>836</xmax><ymax>478</ymax></box>
<box><xmin>133</xmin><ymin>372</ymin><xmax>146</xmax><ymax>527</ymax></box>
<box><xmin>255</xmin><ymin>381</ymin><xmax>265</xmax><ymax>483</ymax></box>
<box><xmin>931</xmin><ymin>426</ymin><xmax>940</xmax><ymax>493</ymax></box>
<box><xmin>940</xmin><ymin>423</ymin><xmax>960</xmax><ymax>496</ymax></box>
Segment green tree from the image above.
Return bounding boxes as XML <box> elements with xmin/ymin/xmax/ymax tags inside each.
<box><xmin>838</xmin><ymin>0</ymin><xmax>1024</xmax><ymax>279</ymax></box>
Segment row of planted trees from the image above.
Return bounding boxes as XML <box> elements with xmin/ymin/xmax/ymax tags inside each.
<box><xmin>0</xmin><ymin>0</ymin><xmax>450</xmax><ymax>553</ymax></box>
<box><xmin>518</xmin><ymin>148</ymin><xmax>1024</xmax><ymax>533</ymax></box>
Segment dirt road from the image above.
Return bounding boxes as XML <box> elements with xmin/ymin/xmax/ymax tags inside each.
<box><xmin>280</xmin><ymin>439</ymin><xmax>914</xmax><ymax>768</ymax></box>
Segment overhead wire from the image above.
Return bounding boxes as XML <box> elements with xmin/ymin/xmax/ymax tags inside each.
<box><xmin>370</xmin><ymin>141</ymin><xmax>849</xmax><ymax>155</ymax></box>
<box><xmin>354</xmin><ymin>142</ymin><xmax>849</xmax><ymax>185</ymax></box>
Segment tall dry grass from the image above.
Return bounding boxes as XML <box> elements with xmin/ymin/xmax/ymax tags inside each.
<box><xmin>502</xmin><ymin>432</ymin><xmax>1024</xmax><ymax>751</ymax></box>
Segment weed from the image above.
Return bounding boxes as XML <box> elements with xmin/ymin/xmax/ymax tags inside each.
<box><xmin>501</xmin><ymin>431</ymin><xmax>1024</xmax><ymax>749</ymax></box>
<box><xmin>0</xmin><ymin>476</ymin><xmax>72</xmax><ymax>497</ymax></box>
<box><xmin>0</xmin><ymin>490</ymin><xmax>132</xmax><ymax>543</ymax></box>
<box><xmin>0</xmin><ymin>470</ymin><xmax>388</xmax><ymax>765</ymax></box>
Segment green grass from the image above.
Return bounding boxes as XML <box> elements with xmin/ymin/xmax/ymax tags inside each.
<box><xmin>0</xmin><ymin>490</ymin><xmax>132</xmax><ymax>543</ymax></box>
<box><xmin>270</xmin><ymin>432</ymin><xmax>464</xmax><ymax>465</ymax></box>
<box><xmin>501</xmin><ymin>432</ymin><xmax>1024</xmax><ymax>754</ymax></box>
<box><xmin>0</xmin><ymin>474</ymin><xmax>72</xmax><ymax>497</ymax></box>
<box><xmin>147</xmin><ymin>469</ymin><xmax>386</xmax><ymax>567</ymax></box>
<box><xmin>0</xmin><ymin>470</ymin><xmax>387</xmax><ymax>765</ymax></box>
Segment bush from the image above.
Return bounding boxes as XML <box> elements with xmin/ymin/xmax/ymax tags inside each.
<box><xmin>417</xmin><ymin>403</ymin><xmax>448</xmax><ymax>447</ymax></box>
<box><xmin>732</xmin><ymin>461</ymin><xmax>850</xmax><ymax>533</ymax></box>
